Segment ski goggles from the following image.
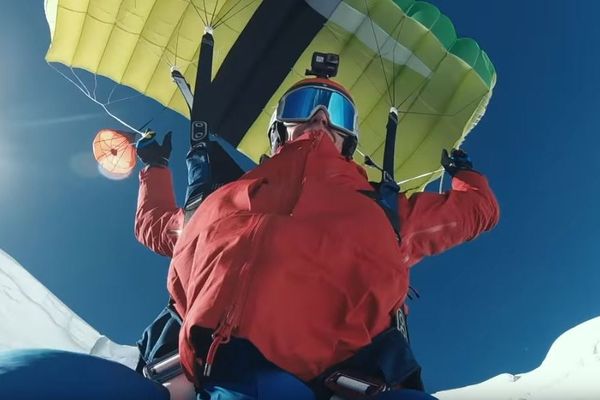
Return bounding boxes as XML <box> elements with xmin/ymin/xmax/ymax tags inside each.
<box><xmin>276</xmin><ymin>85</ymin><xmax>358</xmax><ymax>137</ymax></box>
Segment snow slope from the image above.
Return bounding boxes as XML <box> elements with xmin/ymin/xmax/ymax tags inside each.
<box><xmin>434</xmin><ymin>317</ymin><xmax>600</xmax><ymax>400</ymax></box>
<box><xmin>0</xmin><ymin>248</ymin><xmax>139</xmax><ymax>369</ymax></box>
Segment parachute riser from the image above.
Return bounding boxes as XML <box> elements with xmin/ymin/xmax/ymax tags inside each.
<box><xmin>382</xmin><ymin>108</ymin><xmax>399</xmax><ymax>183</ymax></box>
<box><xmin>375</xmin><ymin>108</ymin><xmax>401</xmax><ymax>242</ymax></box>
<box><xmin>189</xmin><ymin>32</ymin><xmax>215</xmax><ymax>147</ymax></box>
<box><xmin>177</xmin><ymin>31</ymin><xmax>215</xmax><ymax>218</ymax></box>
<box><xmin>179</xmin><ymin>30</ymin><xmax>255</xmax><ymax>223</ymax></box>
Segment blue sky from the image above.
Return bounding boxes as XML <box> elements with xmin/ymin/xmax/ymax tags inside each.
<box><xmin>1</xmin><ymin>0</ymin><xmax>599</xmax><ymax>394</ymax></box>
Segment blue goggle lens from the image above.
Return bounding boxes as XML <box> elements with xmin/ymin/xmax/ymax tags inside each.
<box><xmin>277</xmin><ymin>86</ymin><xmax>357</xmax><ymax>135</ymax></box>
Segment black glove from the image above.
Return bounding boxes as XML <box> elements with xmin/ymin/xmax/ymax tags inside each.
<box><xmin>136</xmin><ymin>131</ymin><xmax>172</xmax><ymax>167</ymax></box>
<box><xmin>441</xmin><ymin>148</ymin><xmax>473</xmax><ymax>176</ymax></box>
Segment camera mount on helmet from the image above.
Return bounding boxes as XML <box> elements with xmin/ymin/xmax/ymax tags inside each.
<box><xmin>305</xmin><ymin>52</ymin><xmax>339</xmax><ymax>79</ymax></box>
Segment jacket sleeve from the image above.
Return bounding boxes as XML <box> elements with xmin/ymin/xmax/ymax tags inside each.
<box><xmin>135</xmin><ymin>166</ymin><xmax>184</xmax><ymax>257</ymax></box>
<box><xmin>399</xmin><ymin>170</ymin><xmax>500</xmax><ymax>261</ymax></box>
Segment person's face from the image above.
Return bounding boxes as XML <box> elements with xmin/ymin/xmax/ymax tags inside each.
<box><xmin>284</xmin><ymin>109</ymin><xmax>346</xmax><ymax>153</ymax></box>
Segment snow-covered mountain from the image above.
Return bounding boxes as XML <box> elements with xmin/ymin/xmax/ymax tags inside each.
<box><xmin>434</xmin><ymin>317</ymin><xmax>600</xmax><ymax>400</ymax></box>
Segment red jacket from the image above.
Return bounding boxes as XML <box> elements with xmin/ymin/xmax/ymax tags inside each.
<box><xmin>135</xmin><ymin>131</ymin><xmax>499</xmax><ymax>381</ymax></box>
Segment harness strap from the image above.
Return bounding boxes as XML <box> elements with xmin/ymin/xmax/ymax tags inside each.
<box><xmin>358</xmin><ymin>180</ymin><xmax>401</xmax><ymax>242</ymax></box>
<box><xmin>182</xmin><ymin>139</ymin><xmax>252</xmax><ymax>226</ymax></box>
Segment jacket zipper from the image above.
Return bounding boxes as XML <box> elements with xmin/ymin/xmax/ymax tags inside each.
<box><xmin>203</xmin><ymin>215</ymin><xmax>263</xmax><ymax>376</ymax></box>
<box><xmin>203</xmin><ymin>306</ymin><xmax>235</xmax><ymax>376</ymax></box>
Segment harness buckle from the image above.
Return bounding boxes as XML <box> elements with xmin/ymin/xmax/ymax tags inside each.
<box><xmin>142</xmin><ymin>350</ymin><xmax>183</xmax><ymax>383</ymax></box>
<box><xmin>324</xmin><ymin>370</ymin><xmax>387</xmax><ymax>399</ymax></box>
<box><xmin>394</xmin><ymin>307</ymin><xmax>409</xmax><ymax>343</ymax></box>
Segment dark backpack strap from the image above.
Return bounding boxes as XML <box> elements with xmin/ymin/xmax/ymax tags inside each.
<box><xmin>358</xmin><ymin>179</ymin><xmax>401</xmax><ymax>242</ymax></box>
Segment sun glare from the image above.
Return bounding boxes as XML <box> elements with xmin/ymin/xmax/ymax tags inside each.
<box><xmin>0</xmin><ymin>140</ymin><xmax>16</xmax><ymax>201</ymax></box>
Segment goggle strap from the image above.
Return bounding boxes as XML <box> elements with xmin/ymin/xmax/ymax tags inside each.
<box><xmin>269</xmin><ymin>120</ymin><xmax>288</xmax><ymax>152</ymax></box>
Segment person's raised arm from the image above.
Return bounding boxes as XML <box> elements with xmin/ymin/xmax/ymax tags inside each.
<box><xmin>399</xmin><ymin>149</ymin><xmax>500</xmax><ymax>261</ymax></box>
<box><xmin>134</xmin><ymin>132</ymin><xmax>184</xmax><ymax>257</ymax></box>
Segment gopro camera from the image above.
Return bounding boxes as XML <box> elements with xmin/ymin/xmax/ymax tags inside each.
<box><xmin>306</xmin><ymin>52</ymin><xmax>339</xmax><ymax>78</ymax></box>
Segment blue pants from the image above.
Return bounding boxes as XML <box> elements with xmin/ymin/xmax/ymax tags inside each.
<box><xmin>193</xmin><ymin>333</ymin><xmax>436</xmax><ymax>400</ymax></box>
<box><xmin>199</xmin><ymin>370</ymin><xmax>438</xmax><ymax>399</ymax></box>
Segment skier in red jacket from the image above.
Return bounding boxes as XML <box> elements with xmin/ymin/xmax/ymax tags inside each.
<box><xmin>135</xmin><ymin>76</ymin><xmax>499</xmax><ymax>400</ymax></box>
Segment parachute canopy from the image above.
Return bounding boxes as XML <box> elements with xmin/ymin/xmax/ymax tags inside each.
<box><xmin>45</xmin><ymin>0</ymin><xmax>496</xmax><ymax>191</ymax></box>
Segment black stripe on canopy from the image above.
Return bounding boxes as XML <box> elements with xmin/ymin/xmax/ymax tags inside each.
<box><xmin>192</xmin><ymin>0</ymin><xmax>338</xmax><ymax>146</ymax></box>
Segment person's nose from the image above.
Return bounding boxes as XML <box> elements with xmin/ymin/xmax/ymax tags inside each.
<box><xmin>309</xmin><ymin>109</ymin><xmax>330</xmax><ymax>126</ymax></box>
